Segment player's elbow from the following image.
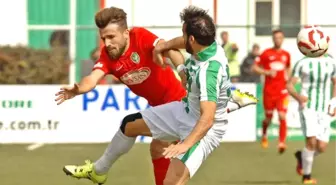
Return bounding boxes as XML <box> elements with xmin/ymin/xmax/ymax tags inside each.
<box><xmin>251</xmin><ymin>64</ymin><xmax>258</xmax><ymax>74</ymax></box>
<box><xmin>164</xmin><ymin>48</ymin><xmax>181</xmax><ymax>58</ymax></box>
<box><xmin>200</xmin><ymin>114</ymin><xmax>215</xmax><ymax>129</ymax></box>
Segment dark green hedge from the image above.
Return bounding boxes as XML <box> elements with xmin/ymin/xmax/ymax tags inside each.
<box><xmin>0</xmin><ymin>46</ymin><xmax>69</xmax><ymax>84</ymax></box>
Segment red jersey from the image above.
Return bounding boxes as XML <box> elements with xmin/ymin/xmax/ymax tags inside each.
<box><xmin>255</xmin><ymin>48</ymin><xmax>291</xmax><ymax>96</ymax></box>
<box><xmin>93</xmin><ymin>27</ymin><xmax>186</xmax><ymax>106</ymax></box>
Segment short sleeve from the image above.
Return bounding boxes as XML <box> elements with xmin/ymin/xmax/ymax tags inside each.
<box><xmin>286</xmin><ymin>52</ymin><xmax>291</xmax><ymax>68</ymax></box>
<box><xmin>254</xmin><ymin>51</ymin><xmax>266</xmax><ymax>67</ymax></box>
<box><xmin>135</xmin><ymin>27</ymin><xmax>160</xmax><ymax>53</ymax></box>
<box><xmin>197</xmin><ymin>60</ymin><xmax>222</xmax><ymax>103</ymax></box>
<box><xmin>291</xmin><ymin>60</ymin><xmax>304</xmax><ymax>78</ymax></box>
<box><xmin>92</xmin><ymin>47</ymin><xmax>109</xmax><ymax>74</ymax></box>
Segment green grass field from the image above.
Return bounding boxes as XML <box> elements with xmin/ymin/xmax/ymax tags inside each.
<box><xmin>1</xmin><ymin>141</ymin><xmax>334</xmax><ymax>185</ymax></box>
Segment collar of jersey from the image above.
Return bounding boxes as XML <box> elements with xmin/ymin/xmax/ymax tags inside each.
<box><xmin>196</xmin><ymin>41</ymin><xmax>217</xmax><ymax>62</ymax></box>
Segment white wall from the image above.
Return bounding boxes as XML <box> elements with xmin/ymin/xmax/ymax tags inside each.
<box><xmin>0</xmin><ymin>0</ymin><xmax>334</xmax><ymax>60</ymax></box>
<box><xmin>0</xmin><ymin>0</ymin><xmax>27</xmax><ymax>46</ymax></box>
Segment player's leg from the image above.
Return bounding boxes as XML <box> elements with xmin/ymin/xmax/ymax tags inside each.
<box><xmin>261</xmin><ymin>96</ymin><xmax>274</xmax><ymax>148</ymax></box>
<box><xmin>163</xmin><ymin>158</ymin><xmax>190</xmax><ymax>185</ymax></box>
<box><xmin>164</xmin><ymin>125</ymin><xmax>225</xmax><ymax>185</ymax></box>
<box><xmin>276</xmin><ymin>95</ymin><xmax>289</xmax><ymax>153</ymax></box>
<box><xmin>226</xmin><ymin>89</ymin><xmax>258</xmax><ymax>113</ymax></box>
<box><xmin>150</xmin><ymin>139</ymin><xmax>171</xmax><ymax>185</ymax></box>
<box><xmin>63</xmin><ymin>112</ymin><xmax>152</xmax><ymax>184</ymax></box>
<box><xmin>295</xmin><ymin>110</ymin><xmax>319</xmax><ymax>184</ymax></box>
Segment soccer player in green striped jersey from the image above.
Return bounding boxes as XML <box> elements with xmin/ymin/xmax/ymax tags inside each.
<box><xmin>287</xmin><ymin>54</ymin><xmax>336</xmax><ymax>184</ymax></box>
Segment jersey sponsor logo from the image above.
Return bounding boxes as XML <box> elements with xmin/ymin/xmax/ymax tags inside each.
<box><xmin>94</xmin><ymin>62</ymin><xmax>103</xmax><ymax>68</ymax></box>
<box><xmin>269</xmin><ymin>56</ymin><xmax>275</xmax><ymax>60</ymax></box>
<box><xmin>270</xmin><ymin>61</ymin><xmax>285</xmax><ymax>71</ymax></box>
<box><xmin>131</xmin><ymin>52</ymin><xmax>140</xmax><ymax>64</ymax></box>
<box><xmin>120</xmin><ymin>67</ymin><xmax>151</xmax><ymax>85</ymax></box>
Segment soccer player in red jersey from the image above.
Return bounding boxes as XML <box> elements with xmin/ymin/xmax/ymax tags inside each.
<box><xmin>56</xmin><ymin>7</ymin><xmax>257</xmax><ymax>185</ymax></box>
<box><xmin>252</xmin><ymin>29</ymin><xmax>291</xmax><ymax>154</ymax></box>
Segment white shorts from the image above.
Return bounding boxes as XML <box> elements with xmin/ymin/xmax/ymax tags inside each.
<box><xmin>299</xmin><ymin>109</ymin><xmax>332</xmax><ymax>142</ymax></box>
<box><xmin>141</xmin><ymin>101</ymin><xmax>227</xmax><ymax>177</ymax></box>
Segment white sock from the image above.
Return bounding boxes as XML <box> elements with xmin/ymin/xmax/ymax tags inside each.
<box><xmin>94</xmin><ymin>130</ymin><xmax>136</xmax><ymax>175</ymax></box>
<box><xmin>227</xmin><ymin>101</ymin><xmax>240</xmax><ymax>113</ymax></box>
<box><xmin>301</xmin><ymin>147</ymin><xmax>315</xmax><ymax>175</ymax></box>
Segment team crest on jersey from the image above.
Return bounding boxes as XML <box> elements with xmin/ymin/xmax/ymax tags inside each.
<box><xmin>131</xmin><ymin>52</ymin><xmax>140</xmax><ymax>64</ymax></box>
<box><xmin>281</xmin><ymin>55</ymin><xmax>287</xmax><ymax>62</ymax></box>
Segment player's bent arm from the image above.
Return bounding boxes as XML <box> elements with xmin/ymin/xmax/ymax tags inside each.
<box><xmin>182</xmin><ymin>101</ymin><xmax>216</xmax><ymax>148</ymax></box>
<box><xmin>182</xmin><ymin>61</ymin><xmax>221</xmax><ymax>147</ymax></box>
<box><xmin>286</xmin><ymin>77</ymin><xmax>301</xmax><ymax>102</ymax></box>
<box><xmin>162</xmin><ymin>48</ymin><xmax>185</xmax><ymax>68</ymax></box>
<box><xmin>155</xmin><ymin>36</ymin><xmax>185</xmax><ymax>53</ymax></box>
<box><xmin>76</xmin><ymin>69</ymin><xmax>105</xmax><ymax>95</ymax></box>
<box><xmin>252</xmin><ymin>63</ymin><xmax>269</xmax><ymax>76</ymax></box>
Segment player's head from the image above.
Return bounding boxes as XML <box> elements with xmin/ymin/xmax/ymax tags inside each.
<box><xmin>272</xmin><ymin>29</ymin><xmax>284</xmax><ymax>49</ymax></box>
<box><xmin>220</xmin><ymin>31</ymin><xmax>229</xmax><ymax>43</ymax></box>
<box><xmin>95</xmin><ymin>7</ymin><xmax>129</xmax><ymax>59</ymax></box>
<box><xmin>180</xmin><ymin>6</ymin><xmax>216</xmax><ymax>55</ymax></box>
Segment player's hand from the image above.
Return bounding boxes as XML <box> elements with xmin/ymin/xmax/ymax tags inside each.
<box><xmin>265</xmin><ymin>70</ymin><xmax>277</xmax><ymax>77</ymax></box>
<box><xmin>153</xmin><ymin>42</ymin><xmax>168</xmax><ymax>68</ymax></box>
<box><xmin>153</xmin><ymin>50</ymin><xmax>166</xmax><ymax>68</ymax></box>
<box><xmin>55</xmin><ymin>84</ymin><xmax>79</xmax><ymax>105</ymax></box>
<box><xmin>178</xmin><ymin>70</ymin><xmax>188</xmax><ymax>89</ymax></box>
<box><xmin>162</xmin><ymin>142</ymin><xmax>189</xmax><ymax>159</ymax></box>
<box><xmin>328</xmin><ymin>98</ymin><xmax>336</xmax><ymax>116</ymax></box>
<box><xmin>298</xmin><ymin>95</ymin><xmax>308</xmax><ymax>109</ymax></box>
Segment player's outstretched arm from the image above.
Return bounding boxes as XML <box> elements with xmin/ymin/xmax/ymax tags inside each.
<box><xmin>76</xmin><ymin>69</ymin><xmax>105</xmax><ymax>94</ymax></box>
<box><xmin>55</xmin><ymin>69</ymin><xmax>105</xmax><ymax>105</ymax></box>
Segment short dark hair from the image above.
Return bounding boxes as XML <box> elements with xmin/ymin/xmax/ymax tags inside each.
<box><xmin>180</xmin><ymin>6</ymin><xmax>216</xmax><ymax>46</ymax></box>
<box><xmin>272</xmin><ymin>29</ymin><xmax>284</xmax><ymax>35</ymax></box>
<box><xmin>95</xmin><ymin>7</ymin><xmax>128</xmax><ymax>29</ymax></box>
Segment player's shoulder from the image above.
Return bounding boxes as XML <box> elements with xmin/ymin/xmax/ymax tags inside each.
<box><xmin>294</xmin><ymin>57</ymin><xmax>311</xmax><ymax>68</ymax></box>
<box><xmin>281</xmin><ymin>49</ymin><xmax>291</xmax><ymax>55</ymax></box>
<box><xmin>263</xmin><ymin>48</ymin><xmax>274</xmax><ymax>53</ymax></box>
<box><xmin>130</xmin><ymin>27</ymin><xmax>150</xmax><ymax>35</ymax></box>
<box><xmin>97</xmin><ymin>47</ymin><xmax>109</xmax><ymax>62</ymax></box>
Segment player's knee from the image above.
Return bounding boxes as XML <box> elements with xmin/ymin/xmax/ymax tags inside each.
<box><xmin>264</xmin><ymin>116</ymin><xmax>272</xmax><ymax>124</ymax></box>
<box><xmin>150</xmin><ymin>140</ymin><xmax>168</xmax><ymax>159</ymax></box>
<box><xmin>305</xmin><ymin>137</ymin><xmax>317</xmax><ymax>150</ymax></box>
<box><xmin>120</xmin><ymin>112</ymin><xmax>142</xmax><ymax>134</ymax></box>
<box><xmin>316</xmin><ymin>142</ymin><xmax>328</xmax><ymax>153</ymax></box>
<box><xmin>278</xmin><ymin>111</ymin><xmax>286</xmax><ymax>120</ymax></box>
<box><xmin>163</xmin><ymin>173</ymin><xmax>182</xmax><ymax>185</ymax></box>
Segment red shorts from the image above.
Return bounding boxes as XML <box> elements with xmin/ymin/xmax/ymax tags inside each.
<box><xmin>263</xmin><ymin>94</ymin><xmax>289</xmax><ymax>118</ymax></box>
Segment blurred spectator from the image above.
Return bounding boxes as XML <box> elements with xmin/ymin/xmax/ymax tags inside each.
<box><xmin>49</xmin><ymin>30</ymin><xmax>69</xmax><ymax>49</ymax></box>
<box><xmin>220</xmin><ymin>31</ymin><xmax>240</xmax><ymax>82</ymax></box>
<box><xmin>240</xmin><ymin>44</ymin><xmax>261</xmax><ymax>83</ymax></box>
<box><xmin>81</xmin><ymin>47</ymin><xmax>121</xmax><ymax>84</ymax></box>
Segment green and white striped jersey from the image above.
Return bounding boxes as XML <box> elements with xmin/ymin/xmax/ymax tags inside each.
<box><xmin>292</xmin><ymin>55</ymin><xmax>336</xmax><ymax>112</ymax></box>
<box><xmin>183</xmin><ymin>42</ymin><xmax>231</xmax><ymax>122</ymax></box>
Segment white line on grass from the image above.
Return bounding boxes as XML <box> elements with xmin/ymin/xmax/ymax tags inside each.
<box><xmin>26</xmin><ymin>143</ymin><xmax>45</xmax><ymax>151</ymax></box>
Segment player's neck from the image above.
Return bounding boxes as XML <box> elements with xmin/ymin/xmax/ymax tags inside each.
<box><xmin>193</xmin><ymin>45</ymin><xmax>208</xmax><ymax>59</ymax></box>
<box><xmin>273</xmin><ymin>46</ymin><xmax>282</xmax><ymax>51</ymax></box>
<box><xmin>122</xmin><ymin>38</ymin><xmax>131</xmax><ymax>56</ymax></box>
